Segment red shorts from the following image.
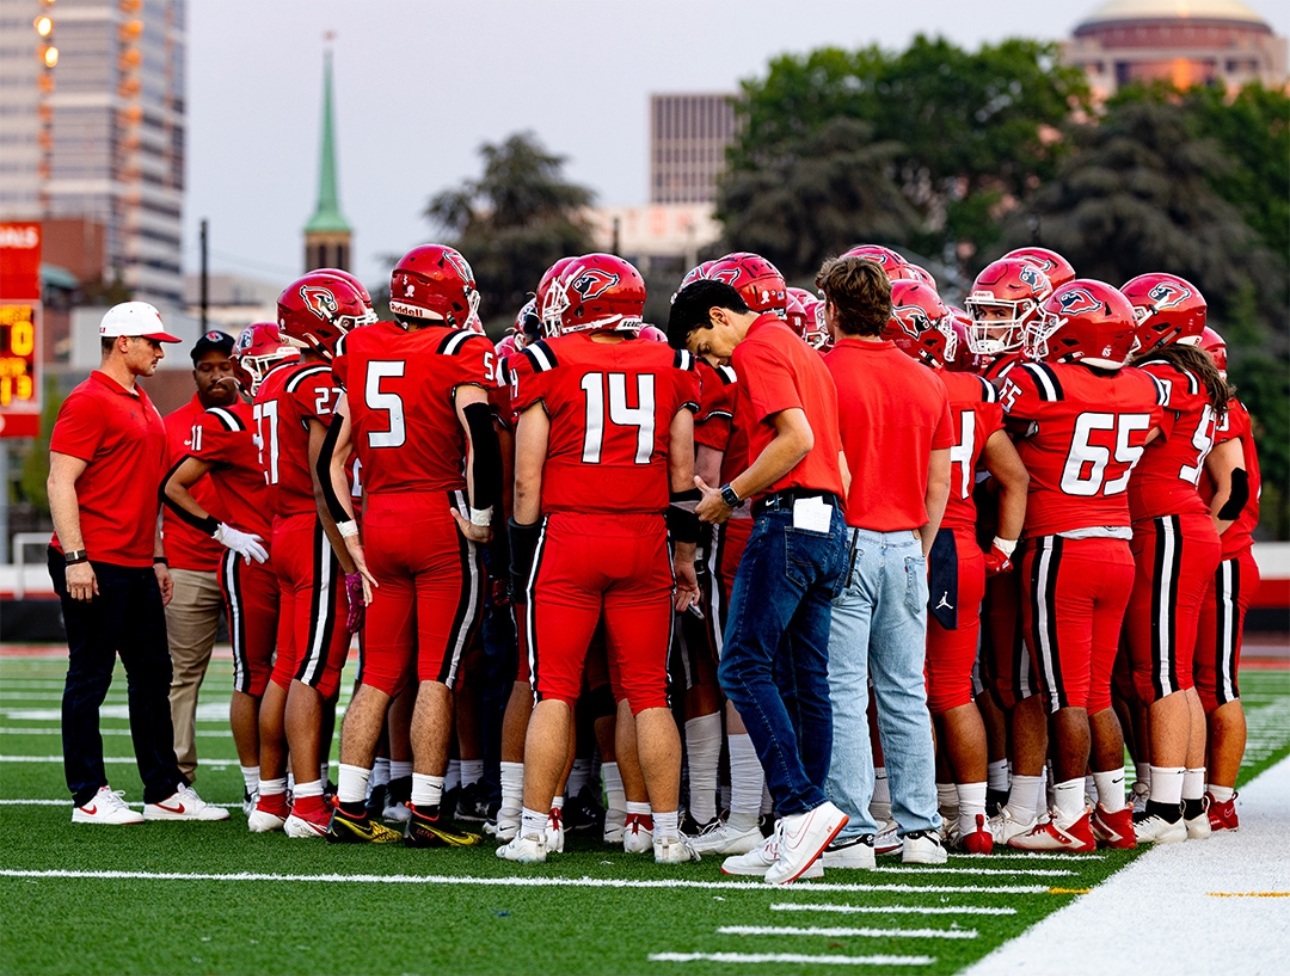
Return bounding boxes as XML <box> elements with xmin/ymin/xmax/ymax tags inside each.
<box><xmin>983</xmin><ymin>568</ymin><xmax>1035</xmax><ymax>709</ymax></box>
<box><xmin>1194</xmin><ymin>547</ymin><xmax>1258</xmax><ymax>712</ymax></box>
<box><xmin>1125</xmin><ymin>513</ymin><xmax>1223</xmax><ymax>703</ymax></box>
<box><xmin>703</xmin><ymin>517</ymin><xmax>752</xmax><ymax>659</ymax></box>
<box><xmin>271</xmin><ymin>513</ymin><xmax>350</xmax><ymax>700</ymax></box>
<box><xmin>357</xmin><ymin>491</ymin><xmax>484</xmax><ymax>697</ymax></box>
<box><xmin>926</xmin><ymin>528</ymin><xmax>986</xmax><ymax>715</ymax></box>
<box><xmin>527</xmin><ymin>512</ymin><xmax>673</xmax><ymax>715</ymax></box>
<box><xmin>219</xmin><ymin>548</ymin><xmax>278</xmax><ymax>697</ymax></box>
<box><xmin>1022</xmin><ymin>535</ymin><xmax>1135</xmax><ymax>715</ymax></box>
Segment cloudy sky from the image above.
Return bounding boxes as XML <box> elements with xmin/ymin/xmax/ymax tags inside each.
<box><xmin>184</xmin><ymin>0</ymin><xmax>1290</xmax><ymax>289</ymax></box>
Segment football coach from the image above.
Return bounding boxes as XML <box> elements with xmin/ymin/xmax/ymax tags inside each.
<box><xmin>668</xmin><ymin>279</ymin><xmax>849</xmax><ymax>884</ymax></box>
<box><xmin>46</xmin><ymin>302</ymin><xmax>227</xmax><ymax>825</ymax></box>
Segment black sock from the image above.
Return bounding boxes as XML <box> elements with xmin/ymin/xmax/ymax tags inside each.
<box><xmin>414</xmin><ymin>804</ymin><xmax>440</xmax><ymax>821</ymax></box>
<box><xmin>339</xmin><ymin>800</ymin><xmax>367</xmax><ymax>818</ymax></box>
<box><xmin>986</xmin><ymin>788</ymin><xmax>1010</xmax><ymax>814</ymax></box>
<box><xmin>1145</xmin><ymin>799</ymin><xmax>1181</xmax><ymax>823</ymax></box>
<box><xmin>1182</xmin><ymin>797</ymin><xmax>1205</xmax><ymax>820</ymax></box>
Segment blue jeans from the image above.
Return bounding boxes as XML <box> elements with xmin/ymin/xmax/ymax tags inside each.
<box><xmin>825</xmin><ymin>528</ymin><xmax>941</xmax><ymax>838</ymax></box>
<box><xmin>717</xmin><ymin>506</ymin><xmax>847</xmax><ymax>816</ymax></box>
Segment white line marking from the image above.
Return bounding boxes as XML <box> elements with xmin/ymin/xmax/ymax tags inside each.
<box><xmin>771</xmin><ymin>903</ymin><xmax>1017</xmax><ymax>916</ymax></box>
<box><xmin>0</xmin><ymin>869</ymin><xmax>1048</xmax><ymax>894</ymax></box>
<box><xmin>0</xmin><ymin>727</ymin><xmax>234</xmax><ymax>738</ymax></box>
<box><xmin>870</xmin><ymin>866</ymin><xmax>1076</xmax><ymax>877</ymax></box>
<box><xmin>957</xmin><ymin>852</ymin><xmax>1106</xmax><ymax>861</ymax></box>
<box><xmin>0</xmin><ymin>706</ymin><xmax>345</xmax><ymax>722</ymax></box>
<box><xmin>719</xmin><ymin>925</ymin><xmax>977</xmax><ymax>940</ymax></box>
<box><xmin>649</xmin><ymin>952</ymin><xmax>935</xmax><ymax>966</ymax></box>
<box><xmin>0</xmin><ymin>799</ymin><xmax>240</xmax><ymax>808</ymax></box>
<box><xmin>0</xmin><ymin>756</ymin><xmax>235</xmax><ymax>767</ymax></box>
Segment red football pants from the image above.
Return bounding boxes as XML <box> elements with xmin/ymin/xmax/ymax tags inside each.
<box><xmin>1194</xmin><ymin>547</ymin><xmax>1258</xmax><ymax>712</ymax></box>
<box><xmin>926</xmin><ymin>528</ymin><xmax>986</xmax><ymax>715</ymax></box>
<box><xmin>1022</xmin><ymin>535</ymin><xmax>1135</xmax><ymax>715</ymax></box>
<box><xmin>219</xmin><ymin>548</ymin><xmax>278</xmax><ymax>696</ymax></box>
<box><xmin>526</xmin><ymin>512</ymin><xmax>673</xmax><ymax>715</ymax></box>
<box><xmin>1125</xmin><ymin>513</ymin><xmax>1223</xmax><ymax>703</ymax></box>
<box><xmin>358</xmin><ymin>491</ymin><xmax>484</xmax><ymax>697</ymax></box>
<box><xmin>983</xmin><ymin>567</ymin><xmax>1035</xmax><ymax>710</ymax></box>
<box><xmin>271</xmin><ymin>513</ymin><xmax>350</xmax><ymax>700</ymax></box>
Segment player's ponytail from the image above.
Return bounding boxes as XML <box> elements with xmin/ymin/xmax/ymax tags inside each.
<box><xmin>1132</xmin><ymin>344</ymin><xmax>1229</xmax><ymax>419</ymax></box>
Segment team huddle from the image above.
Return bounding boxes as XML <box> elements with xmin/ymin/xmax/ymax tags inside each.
<box><xmin>97</xmin><ymin>239</ymin><xmax>1259</xmax><ymax>881</ymax></box>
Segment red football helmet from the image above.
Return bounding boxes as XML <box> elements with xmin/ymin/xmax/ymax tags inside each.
<box><xmin>314</xmin><ymin>268</ymin><xmax>373</xmax><ymax>308</ymax></box>
<box><xmin>888</xmin><ymin>263</ymin><xmax>937</xmax><ymax>288</ymax></box>
<box><xmin>389</xmin><ymin>244</ymin><xmax>481</xmax><ymax>331</ymax></box>
<box><xmin>965</xmin><ymin>258</ymin><xmax>1053</xmax><ymax>357</ymax></box>
<box><xmin>672</xmin><ymin>260</ymin><xmax>714</xmax><ymax>303</ymax></box>
<box><xmin>535</xmin><ymin>256</ymin><xmax>579</xmax><ymax>336</ymax></box>
<box><xmin>785</xmin><ymin>293</ymin><xmax>809</xmax><ymax>339</ymax></box>
<box><xmin>884</xmin><ymin>280</ymin><xmax>955</xmax><ymax>369</ymax></box>
<box><xmin>232</xmin><ymin>322</ymin><xmax>300</xmax><ymax>395</ymax></box>
<box><xmin>1025</xmin><ymin>279</ymin><xmax>1136</xmax><ymax>369</ymax></box>
<box><xmin>277</xmin><ymin>270</ymin><xmax>375</xmax><ymax>360</ymax></box>
<box><xmin>842</xmin><ymin>244</ymin><xmax>907</xmax><ymax>273</ymax></box>
<box><xmin>1003</xmin><ymin>247</ymin><xmax>1076</xmax><ymax>289</ymax></box>
<box><xmin>801</xmin><ymin>296</ymin><xmax>831</xmax><ymax>351</ymax></box>
<box><xmin>638</xmin><ymin>325</ymin><xmax>668</xmax><ymax>343</ymax></box>
<box><xmin>1198</xmin><ymin>326</ymin><xmax>1227</xmax><ymax>378</ymax></box>
<box><xmin>545</xmin><ymin>253</ymin><xmax>647</xmax><ymax>335</ymax></box>
<box><xmin>1121</xmin><ymin>273</ymin><xmax>1207</xmax><ymax>355</ymax></box>
<box><xmin>707</xmin><ymin>252</ymin><xmax>787</xmax><ymax>314</ymax></box>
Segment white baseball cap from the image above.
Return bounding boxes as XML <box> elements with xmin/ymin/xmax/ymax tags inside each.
<box><xmin>99</xmin><ymin>302</ymin><xmax>182</xmax><ymax>343</ymax></box>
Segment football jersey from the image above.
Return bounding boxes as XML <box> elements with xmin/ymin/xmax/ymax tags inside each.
<box><xmin>1000</xmin><ymin>361</ymin><xmax>1165</xmax><ymax>536</ymax></box>
<box><xmin>253</xmin><ymin>359</ymin><xmax>343</xmax><ymax>518</ymax></box>
<box><xmin>694</xmin><ymin>360</ymin><xmax>752</xmax><ymax>486</ymax></box>
<box><xmin>163</xmin><ymin>395</ymin><xmax>227</xmax><ymax>572</ymax></box>
<box><xmin>940</xmin><ymin>369</ymin><xmax>1005</xmax><ymax>533</ymax></box>
<box><xmin>1200</xmin><ymin>398</ymin><xmax>1261</xmax><ymax>558</ymax></box>
<box><xmin>1127</xmin><ymin>360</ymin><xmax>1217</xmax><ymax>521</ymax></box>
<box><xmin>490</xmin><ymin>354</ymin><xmax>517</xmax><ymax>432</ymax></box>
<box><xmin>510</xmin><ymin>332</ymin><xmax>700</xmax><ymax>514</ymax></box>
<box><xmin>977</xmin><ymin>351</ymin><xmax>1025</xmax><ymax>385</ymax></box>
<box><xmin>187</xmin><ymin>400</ymin><xmax>272</xmax><ymax>539</ymax></box>
<box><xmin>332</xmin><ymin>321</ymin><xmax>495</xmax><ymax>496</ymax></box>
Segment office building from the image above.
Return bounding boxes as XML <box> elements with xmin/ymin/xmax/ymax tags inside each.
<box><xmin>649</xmin><ymin>93</ymin><xmax>737</xmax><ymax>205</ymax></box>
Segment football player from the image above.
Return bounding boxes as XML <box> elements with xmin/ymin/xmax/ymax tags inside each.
<box><xmin>1122</xmin><ymin>273</ymin><xmax>1226</xmax><ymax>844</ymax></box>
<box><xmin>498</xmin><ymin>253</ymin><xmax>702</xmax><ymax>864</ymax></box>
<box><xmin>318</xmin><ymin>244</ymin><xmax>500</xmax><ymax>848</ymax></box>
<box><xmin>1002</xmin><ymin>247</ymin><xmax>1076</xmax><ymax>289</ymax></box>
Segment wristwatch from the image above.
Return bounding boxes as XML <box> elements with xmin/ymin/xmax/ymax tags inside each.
<box><xmin>64</xmin><ymin>549</ymin><xmax>88</xmax><ymax>565</ymax></box>
<box><xmin>719</xmin><ymin>484</ymin><xmax>741</xmax><ymax>509</ymax></box>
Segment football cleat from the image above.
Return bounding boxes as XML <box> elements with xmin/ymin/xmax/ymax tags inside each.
<box><xmin>874</xmin><ymin>818</ymin><xmax>902</xmax><ymax>856</ymax></box>
<box><xmin>248</xmin><ymin>808</ymin><xmax>287</xmax><ymax>833</ymax></box>
<box><xmin>284</xmin><ymin>807</ymin><xmax>330</xmax><ymax>839</ymax></box>
<box><xmin>496</xmin><ymin>833</ymin><xmax>547</xmax><ymax>863</ymax></box>
<box><xmin>1091</xmin><ymin>804</ymin><xmax>1137</xmax><ymax>849</ymax></box>
<box><xmin>654</xmin><ymin>834</ymin><xmax>699</xmax><ymax>864</ymax></box>
<box><xmin>491</xmin><ymin>806</ymin><xmax>521</xmax><ymax>842</ymax></box>
<box><xmin>404</xmin><ymin>806</ymin><xmax>482</xmax><ymax>848</ymax></box>
<box><xmin>1129</xmin><ymin>781</ymin><xmax>1150</xmax><ymax>814</ymax></box>
<box><xmin>326</xmin><ymin>807</ymin><xmax>403</xmax><ymax>844</ymax></box>
<box><xmin>764</xmin><ymin>802</ymin><xmax>849</xmax><ymax>885</ymax></box>
<box><xmin>72</xmin><ymin>787</ymin><xmax>144</xmax><ymax>825</ymax></box>
<box><xmin>959</xmin><ymin>814</ymin><xmax>994</xmax><ymax>855</ymax></box>
<box><xmin>603</xmin><ymin>807</ymin><xmax>626</xmax><ymax>845</ymax></box>
<box><xmin>1184</xmin><ymin>797</ymin><xmax>1212</xmax><ymax>841</ymax></box>
<box><xmin>822</xmin><ymin>834</ymin><xmax>876</xmax><ymax>870</ymax></box>
<box><xmin>988</xmin><ymin>805</ymin><xmax>1037</xmax><ymax>846</ymax></box>
<box><xmin>1207</xmin><ymin>791</ymin><xmax>1239</xmax><ymax>832</ymax></box>
<box><xmin>622</xmin><ymin>812</ymin><xmax>654</xmax><ymax>853</ymax></box>
<box><xmin>143</xmin><ymin>784</ymin><xmax>230</xmax><ymax>822</ymax></box>
<box><xmin>365</xmin><ymin>782</ymin><xmax>388</xmax><ymax>821</ymax></box>
<box><xmin>544</xmin><ymin>807</ymin><xmax>565</xmax><ymax>854</ymax></box>
<box><xmin>1134</xmin><ymin>809</ymin><xmax>1187</xmax><ymax>845</ymax></box>
<box><xmin>565</xmin><ymin>785</ymin><xmax>604</xmax><ymax>834</ymax></box>
<box><xmin>1009</xmin><ymin>809</ymin><xmax>1096</xmax><ymax>853</ymax></box>
<box><xmin>455</xmin><ymin>782</ymin><xmax>490</xmax><ymax>823</ymax></box>
<box><xmin>690</xmin><ymin>819</ymin><xmax>765</xmax><ymax>856</ymax></box>
<box><xmin>242</xmin><ymin>789</ymin><xmax>258</xmax><ymax>818</ymax></box>
<box><xmin>721</xmin><ymin>833</ymin><xmax>823</xmax><ymax>880</ymax></box>
<box><xmin>384</xmin><ymin>776</ymin><xmax>412</xmax><ymax>823</ymax></box>
<box><xmin>903</xmin><ymin>829</ymin><xmax>949</xmax><ymax>863</ymax></box>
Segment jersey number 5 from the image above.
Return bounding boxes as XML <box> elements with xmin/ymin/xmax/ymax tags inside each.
<box><xmin>580</xmin><ymin>372</ymin><xmax>655</xmax><ymax>465</ymax></box>
<box><xmin>1061</xmin><ymin>412</ymin><xmax>1152</xmax><ymax>496</ymax></box>
<box><xmin>365</xmin><ymin>361</ymin><xmax>406</xmax><ymax>449</ymax></box>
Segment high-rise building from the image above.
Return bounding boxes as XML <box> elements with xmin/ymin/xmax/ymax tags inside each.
<box><xmin>303</xmin><ymin>49</ymin><xmax>351</xmax><ymax>273</ymax></box>
<box><xmin>0</xmin><ymin>0</ymin><xmax>186</xmax><ymax>307</ymax></box>
<box><xmin>649</xmin><ymin>93</ymin><xmax>736</xmax><ymax>205</ymax></box>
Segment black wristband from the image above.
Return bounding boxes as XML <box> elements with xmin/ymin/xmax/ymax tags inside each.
<box><xmin>64</xmin><ymin>549</ymin><xmax>88</xmax><ymax>566</ymax></box>
<box><xmin>666</xmin><ymin>505</ymin><xmax>701</xmax><ymax>544</ymax></box>
<box><xmin>153</xmin><ymin>556</ymin><xmax>169</xmax><ymax>566</ymax></box>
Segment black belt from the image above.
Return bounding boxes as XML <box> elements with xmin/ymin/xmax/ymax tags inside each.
<box><xmin>752</xmin><ymin>489</ymin><xmax>841</xmax><ymax>518</ymax></box>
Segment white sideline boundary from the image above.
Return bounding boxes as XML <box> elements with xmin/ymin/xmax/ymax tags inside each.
<box><xmin>717</xmin><ymin>924</ymin><xmax>978</xmax><ymax>939</ymax></box>
<box><xmin>965</xmin><ymin>755</ymin><xmax>1290</xmax><ymax>976</ymax></box>
<box><xmin>649</xmin><ymin>952</ymin><xmax>935</xmax><ymax>966</ymax></box>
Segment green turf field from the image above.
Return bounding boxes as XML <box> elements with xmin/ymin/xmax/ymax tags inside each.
<box><xmin>0</xmin><ymin>652</ymin><xmax>1286</xmax><ymax>975</ymax></box>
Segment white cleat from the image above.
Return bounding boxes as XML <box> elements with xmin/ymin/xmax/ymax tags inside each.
<box><xmin>988</xmin><ymin>805</ymin><xmax>1037</xmax><ymax>846</ymax></box>
<box><xmin>143</xmin><ymin>784</ymin><xmax>230</xmax><ymax>822</ymax></box>
<box><xmin>1135</xmin><ymin>811</ymin><xmax>1187</xmax><ymax>845</ymax></box>
<box><xmin>603</xmin><ymin>808</ymin><xmax>626</xmax><ymax>845</ymax></box>
<box><xmin>247</xmin><ymin>806</ymin><xmax>287</xmax><ymax>833</ymax></box>
<box><xmin>496</xmin><ymin>833</ymin><xmax>547</xmax><ymax>863</ymax></box>
<box><xmin>690</xmin><ymin>819</ymin><xmax>765</xmax><ymax>856</ymax></box>
<box><xmin>902</xmin><ymin>829</ymin><xmax>949</xmax><ymax>864</ymax></box>
<box><xmin>622</xmin><ymin>813</ymin><xmax>654</xmax><ymax>854</ymax></box>
<box><xmin>654</xmin><ymin>834</ymin><xmax>699</xmax><ymax>864</ymax></box>
<box><xmin>1185</xmin><ymin>798</ymin><xmax>1212</xmax><ymax>840</ymax></box>
<box><xmin>71</xmin><ymin>787</ymin><xmax>144</xmax><ymax>825</ymax></box>
<box><xmin>283</xmin><ymin>813</ymin><xmax>329</xmax><ymax>838</ymax></box>
<box><xmin>544</xmin><ymin>808</ymin><xmax>565</xmax><ymax>854</ymax></box>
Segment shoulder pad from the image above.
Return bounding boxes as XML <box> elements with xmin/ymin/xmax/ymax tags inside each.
<box><xmin>1019</xmin><ymin>362</ymin><xmax>1064</xmax><ymax>402</ymax></box>
<box><xmin>1146</xmin><ymin>371</ymin><xmax>1171</xmax><ymax>407</ymax></box>
<box><xmin>520</xmin><ymin>340</ymin><xmax>559</xmax><ymax>373</ymax></box>
<box><xmin>973</xmin><ymin>374</ymin><xmax>998</xmax><ymax>403</ymax></box>
<box><xmin>284</xmin><ymin>363</ymin><xmax>330</xmax><ymax>393</ymax></box>
<box><xmin>673</xmin><ymin>349</ymin><xmax>696</xmax><ymax>371</ymax></box>
<box><xmin>204</xmin><ymin>406</ymin><xmax>244</xmax><ymax>431</ymax></box>
<box><xmin>437</xmin><ymin>329</ymin><xmax>483</xmax><ymax>357</ymax></box>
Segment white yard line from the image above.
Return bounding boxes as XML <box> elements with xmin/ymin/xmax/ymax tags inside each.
<box><xmin>965</xmin><ymin>755</ymin><xmax>1290</xmax><ymax>976</ymax></box>
<box><xmin>718</xmin><ymin>924</ymin><xmax>976</xmax><ymax>940</ymax></box>
<box><xmin>649</xmin><ymin>952</ymin><xmax>935</xmax><ymax>966</ymax></box>
<box><xmin>868</xmin><ymin>866</ymin><xmax>1075</xmax><ymax>877</ymax></box>
<box><xmin>771</xmin><ymin>903</ymin><xmax>1016</xmax><ymax>916</ymax></box>
<box><xmin>0</xmin><ymin>727</ymin><xmax>233</xmax><ymax>737</ymax></box>
<box><xmin>0</xmin><ymin>798</ymin><xmax>241</xmax><ymax>808</ymax></box>
<box><xmin>0</xmin><ymin>755</ymin><xmax>234</xmax><ymax>765</ymax></box>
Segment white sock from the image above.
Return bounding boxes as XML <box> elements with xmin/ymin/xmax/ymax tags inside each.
<box><xmin>551</xmin><ymin>794</ymin><xmax>564</xmax><ymax>811</ymax></box>
<box><xmin>1208</xmin><ymin>784</ymin><xmax>1234</xmax><ymax>804</ymax></box>
<box><xmin>602</xmin><ymin>762</ymin><xmax>626</xmax><ymax>815</ymax></box>
<box><xmin>1038</xmin><ymin>766</ymin><xmax>1052</xmax><ymax>820</ymax></box>
<box><xmin>411</xmin><ymin>773</ymin><xmax>444</xmax><ymax>809</ymax></box>
<box><xmin>626</xmin><ymin>800</ymin><xmax>652</xmax><ymax>824</ymax></box>
<box><xmin>871</xmin><ymin>767</ymin><xmax>891</xmax><ymax>822</ymax></box>
<box><xmin>567</xmin><ymin>758</ymin><xmax>591</xmax><ymax>797</ymax></box>
<box><xmin>294</xmin><ymin>779</ymin><xmax>322</xmax><ymax>799</ymax></box>
<box><xmin>1084</xmin><ymin>773</ymin><xmax>1096</xmax><ymax>800</ymax></box>
<box><xmin>1149</xmin><ymin>765</ymin><xmax>1185</xmax><ymax>807</ymax></box>
<box><xmin>259</xmin><ymin>776</ymin><xmax>287</xmax><ymax>798</ymax></box>
<box><xmin>500</xmin><ymin>761</ymin><xmax>524</xmax><ymax>815</ymax></box>
<box><xmin>956</xmin><ymin>781</ymin><xmax>987</xmax><ymax>836</ymax></box>
<box><xmin>937</xmin><ymin>782</ymin><xmax>958</xmax><ymax>815</ymax></box>
<box><xmin>286</xmin><ymin>772</ymin><xmax>295</xmax><ymax>792</ymax></box>
<box><xmin>1051</xmin><ymin>778</ymin><xmax>1085</xmax><ymax>825</ymax></box>
<box><xmin>684</xmin><ymin>713</ymin><xmax>722</xmax><ymax>824</ymax></box>
<box><xmin>720</xmin><ymin>782</ymin><xmax>732</xmax><ymax>811</ymax></box>
<box><xmin>1093</xmin><ymin>768</ymin><xmax>1126</xmax><ymax>813</ymax></box>
<box><xmin>1135</xmin><ymin>760</ymin><xmax>1151</xmax><ymax>791</ymax></box>
<box><xmin>370</xmin><ymin>757</ymin><xmax>391</xmax><ymax>788</ymax></box>
<box><xmin>521</xmin><ymin>806</ymin><xmax>546</xmax><ymax>839</ymax></box>
<box><xmin>987</xmin><ymin>759</ymin><xmax>1010</xmax><ymax>792</ymax></box>
<box><xmin>460</xmin><ymin>759</ymin><xmax>484</xmax><ymax>788</ymax></box>
<box><xmin>390</xmin><ymin>760</ymin><xmax>412</xmax><ymax>781</ymax></box>
<box><xmin>654</xmin><ymin>809</ymin><xmax>678</xmax><ymax>840</ymax></box>
<box><xmin>1007</xmin><ymin>774</ymin><xmax>1043</xmax><ymax>819</ymax></box>
<box><xmin>727</xmin><ymin>733</ymin><xmax>764</xmax><ymax>828</ymax></box>
<box><xmin>760</xmin><ymin>784</ymin><xmax>773</xmax><ymax>817</ymax></box>
<box><xmin>336</xmin><ymin>765</ymin><xmax>369</xmax><ymax>805</ymax></box>
<box><xmin>240</xmin><ymin>765</ymin><xmax>260</xmax><ymax>795</ymax></box>
<box><xmin>1183</xmin><ymin>767</ymin><xmax>1206</xmax><ymax>801</ymax></box>
<box><xmin>444</xmin><ymin>759</ymin><xmax>461</xmax><ymax>793</ymax></box>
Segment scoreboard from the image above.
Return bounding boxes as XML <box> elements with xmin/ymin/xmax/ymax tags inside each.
<box><xmin>0</xmin><ymin>222</ymin><xmax>41</xmax><ymax>438</ymax></box>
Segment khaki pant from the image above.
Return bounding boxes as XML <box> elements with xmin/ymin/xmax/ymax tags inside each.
<box><xmin>165</xmin><ymin>567</ymin><xmax>223</xmax><ymax>779</ymax></box>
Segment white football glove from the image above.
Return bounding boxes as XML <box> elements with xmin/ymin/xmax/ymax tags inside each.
<box><xmin>212</xmin><ymin>523</ymin><xmax>268</xmax><ymax>564</ymax></box>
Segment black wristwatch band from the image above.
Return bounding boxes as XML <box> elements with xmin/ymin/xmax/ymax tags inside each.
<box><xmin>720</xmin><ymin>484</ymin><xmax>741</xmax><ymax>508</ymax></box>
<box><xmin>64</xmin><ymin>549</ymin><xmax>88</xmax><ymax>565</ymax></box>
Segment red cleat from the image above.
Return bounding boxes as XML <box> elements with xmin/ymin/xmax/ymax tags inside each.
<box><xmin>1009</xmin><ymin>808</ymin><xmax>1097</xmax><ymax>853</ymax></box>
<box><xmin>1207</xmin><ymin>791</ymin><xmax>1239</xmax><ymax>832</ymax></box>
<box><xmin>1091</xmin><ymin>803</ymin><xmax>1137</xmax><ymax>849</ymax></box>
<box><xmin>960</xmin><ymin>814</ymin><xmax>994</xmax><ymax>855</ymax></box>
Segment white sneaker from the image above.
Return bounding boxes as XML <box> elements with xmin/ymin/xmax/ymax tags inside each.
<box><xmin>902</xmin><ymin>829</ymin><xmax>948</xmax><ymax>864</ymax></box>
<box><xmin>247</xmin><ymin>807</ymin><xmax>287</xmax><ymax>833</ymax></box>
<box><xmin>622</xmin><ymin>813</ymin><xmax>653</xmax><ymax>853</ymax></box>
<box><xmin>72</xmin><ymin>787</ymin><xmax>144</xmax><ymax>825</ymax></box>
<box><xmin>490</xmin><ymin>806</ymin><xmax>521</xmax><ymax>841</ymax></box>
<box><xmin>1135</xmin><ymin>810</ymin><xmax>1187</xmax><ymax>845</ymax></box>
<box><xmin>988</xmin><ymin>805</ymin><xmax>1037</xmax><ymax>845</ymax></box>
<box><xmin>1185</xmin><ymin>798</ymin><xmax>1212</xmax><ymax>840</ymax></box>
<box><xmin>383</xmin><ymin>799</ymin><xmax>411</xmax><ymax>823</ymax></box>
<box><xmin>691</xmin><ymin>818</ymin><xmax>764</xmax><ymax>855</ymax></box>
<box><xmin>496</xmin><ymin>832</ymin><xmax>547</xmax><ymax>863</ymax></box>
<box><xmin>764</xmin><ymin>801</ymin><xmax>848</xmax><ymax>885</ymax></box>
<box><xmin>874</xmin><ymin>817</ymin><xmax>901</xmax><ymax>855</ymax></box>
<box><xmin>822</xmin><ymin>834</ymin><xmax>876</xmax><ymax>869</ymax></box>
<box><xmin>603</xmin><ymin>807</ymin><xmax>626</xmax><ymax>845</ymax></box>
<box><xmin>721</xmin><ymin>833</ymin><xmax>823</xmax><ymax>879</ymax></box>
<box><xmin>283</xmin><ymin>812</ymin><xmax>329</xmax><ymax>838</ymax></box>
<box><xmin>143</xmin><ymin>784</ymin><xmax>230</xmax><ymax>822</ymax></box>
<box><xmin>654</xmin><ymin>834</ymin><xmax>698</xmax><ymax>864</ymax></box>
<box><xmin>544</xmin><ymin>808</ymin><xmax>565</xmax><ymax>854</ymax></box>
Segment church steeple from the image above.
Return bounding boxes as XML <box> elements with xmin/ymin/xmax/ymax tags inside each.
<box><xmin>303</xmin><ymin>45</ymin><xmax>352</xmax><ymax>271</ymax></box>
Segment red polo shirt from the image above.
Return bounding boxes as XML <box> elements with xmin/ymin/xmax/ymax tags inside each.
<box><xmin>162</xmin><ymin>394</ymin><xmax>227</xmax><ymax>572</ymax></box>
<box><xmin>50</xmin><ymin>370</ymin><xmax>169</xmax><ymax>568</ymax></box>
<box><xmin>730</xmin><ymin>314</ymin><xmax>844</xmax><ymax>500</ymax></box>
<box><xmin>825</xmin><ymin>337</ymin><xmax>954</xmax><ymax>531</ymax></box>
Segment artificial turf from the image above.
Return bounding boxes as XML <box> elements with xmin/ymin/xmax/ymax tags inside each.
<box><xmin>0</xmin><ymin>653</ymin><xmax>1285</xmax><ymax>975</ymax></box>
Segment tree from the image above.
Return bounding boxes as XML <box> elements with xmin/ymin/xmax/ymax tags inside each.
<box><xmin>425</xmin><ymin>132</ymin><xmax>595</xmax><ymax>332</ymax></box>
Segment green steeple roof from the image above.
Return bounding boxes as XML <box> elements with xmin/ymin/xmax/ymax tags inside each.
<box><xmin>304</xmin><ymin>49</ymin><xmax>351</xmax><ymax>235</ymax></box>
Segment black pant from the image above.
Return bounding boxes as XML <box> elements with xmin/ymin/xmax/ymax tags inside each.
<box><xmin>48</xmin><ymin>549</ymin><xmax>183</xmax><ymax>807</ymax></box>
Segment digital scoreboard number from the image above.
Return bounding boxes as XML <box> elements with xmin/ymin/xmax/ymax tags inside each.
<box><xmin>0</xmin><ymin>302</ymin><xmax>40</xmax><ymax>437</ymax></box>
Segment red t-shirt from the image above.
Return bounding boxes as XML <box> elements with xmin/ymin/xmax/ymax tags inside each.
<box><xmin>825</xmin><ymin>338</ymin><xmax>953</xmax><ymax>531</ymax></box>
<box><xmin>252</xmin><ymin>359</ymin><xmax>343</xmax><ymax>518</ymax></box>
<box><xmin>188</xmin><ymin>400</ymin><xmax>272</xmax><ymax>539</ymax></box>
<box><xmin>49</xmin><ymin>371</ymin><xmax>167</xmax><ymax>568</ymax></box>
<box><xmin>332</xmin><ymin>322</ymin><xmax>496</xmax><ymax>497</ymax></box>
<box><xmin>510</xmin><ymin>333</ymin><xmax>700</xmax><ymax>514</ymax></box>
<box><xmin>694</xmin><ymin>360</ymin><xmax>753</xmax><ymax>486</ymax></box>
<box><xmin>940</xmin><ymin>369</ymin><xmax>1004</xmax><ymax>533</ymax></box>
<box><xmin>162</xmin><ymin>394</ymin><xmax>227</xmax><ymax>572</ymax></box>
<box><xmin>1000</xmin><ymin>361</ymin><xmax>1166</xmax><ymax>537</ymax></box>
<box><xmin>1200</xmin><ymin>398</ymin><xmax>1261</xmax><ymax>559</ymax></box>
<box><xmin>733</xmin><ymin>315</ymin><xmax>844</xmax><ymax>501</ymax></box>
<box><xmin>1127</xmin><ymin>359</ymin><xmax>1217</xmax><ymax>522</ymax></box>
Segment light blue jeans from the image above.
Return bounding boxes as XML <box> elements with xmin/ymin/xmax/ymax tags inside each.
<box><xmin>825</xmin><ymin>527</ymin><xmax>941</xmax><ymax>838</ymax></box>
